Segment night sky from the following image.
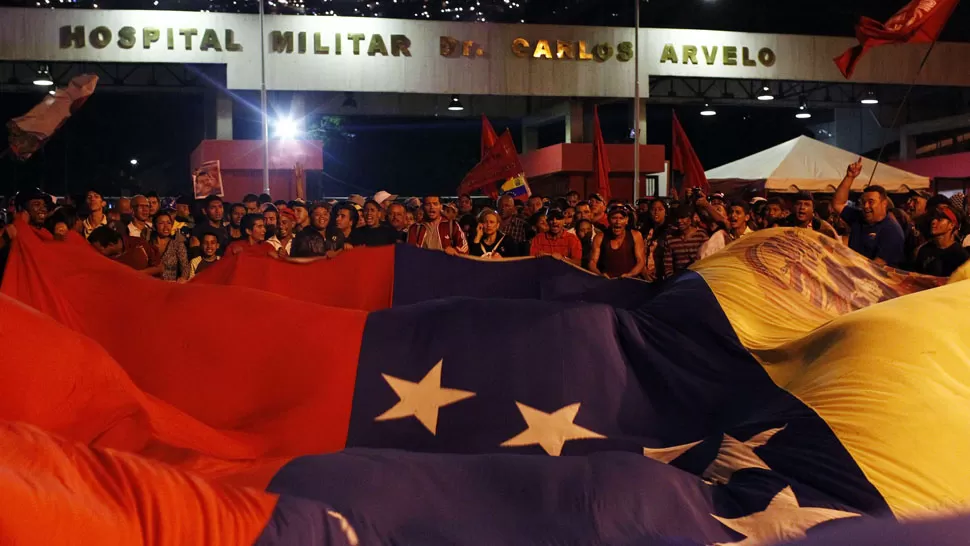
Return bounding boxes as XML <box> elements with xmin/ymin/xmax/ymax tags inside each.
<box><xmin>1</xmin><ymin>0</ymin><xmax>966</xmax><ymax>199</ymax></box>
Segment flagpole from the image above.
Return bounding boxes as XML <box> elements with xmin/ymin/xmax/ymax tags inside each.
<box><xmin>258</xmin><ymin>0</ymin><xmax>271</xmax><ymax>195</ymax></box>
<box><xmin>866</xmin><ymin>40</ymin><xmax>939</xmax><ymax>187</ymax></box>
<box><xmin>632</xmin><ymin>0</ymin><xmax>641</xmax><ymax>204</ymax></box>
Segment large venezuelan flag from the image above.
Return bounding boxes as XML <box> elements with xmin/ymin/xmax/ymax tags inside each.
<box><xmin>0</xmin><ymin>220</ymin><xmax>966</xmax><ymax>545</ymax></box>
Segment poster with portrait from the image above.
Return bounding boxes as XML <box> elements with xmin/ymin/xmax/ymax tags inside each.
<box><xmin>192</xmin><ymin>160</ymin><xmax>224</xmax><ymax>199</ymax></box>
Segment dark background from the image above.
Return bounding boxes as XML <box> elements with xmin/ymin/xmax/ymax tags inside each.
<box><xmin>1</xmin><ymin>0</ymin><xmax>965</xmax><ymax>199</ymax></box>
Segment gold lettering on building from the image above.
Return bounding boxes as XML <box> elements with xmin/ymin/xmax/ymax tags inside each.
<box><xmin>660</xmin><ymin>43</ymin><xmax>776</xmax><ymax>67</ymax></box>
<box><xmin>200</xmin><ymin>28</ymin><xmax>223</xmax><ymax>52</ymax></box>
<box><xmin>511</xmin><ymin>38</ymin><xmax>630</xmax><ymax>61</ymax></box>
<box><xmin>90</xmin><ymin>26</ymin><xmax>111</xmax><ymax>49</ymax></box>
<box><xmin>143</xmin><ymin>27</ymin><xmax>160</xmax><ymax>49</ymax></box>
<box><xmin>117</xmin><ymin>26</ymin><xmax>136</xmax><ymax>49</ymax></box>
<box><xmin>367</xmin><ymin>34</ymin><xmax>388</xmax><ymax>56</ymax></box>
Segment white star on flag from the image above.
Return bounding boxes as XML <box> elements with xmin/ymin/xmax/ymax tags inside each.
<box><xmin>642</xmin><ymin>426</ymin><xmax>786</xmax><ymax>484</ymax></box>
<box><xmin>500</xmin><ymin>402</ymin><xmax>606</xmax><ymax>456</ymax></box>
<box><xmin>374</xmin><ymin>359</ymin><xmax>475</xmax><ymax>435</ymax></box>
<box><xmin>712</xmin><ymin>486</ymin><xmax>860</xmax><ymax>545</ymax></box>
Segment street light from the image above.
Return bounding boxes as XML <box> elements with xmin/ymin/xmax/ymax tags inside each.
<box><xmin>447</xmin><ymin>95</ymin><xmax>465</xmax><ymax>111</ymax></box>
<box><xmin>129</xmin><ymin>158</ymin><xmax>139</xmax><ymax>166</ymax></box>
<box><xmin>275</xmin><ymin>117</ymin><xmax>300</xmax><ymax>140</ymax></box>
<box><xmin>33</xmin><ymin>65</ymin><xmax>53</xmax><ymax>86</ymax></box>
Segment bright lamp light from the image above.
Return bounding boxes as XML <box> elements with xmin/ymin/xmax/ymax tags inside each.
<box><xmin>700</xmin><ymin>103</ymin><xmax>716</xmax><ymax>117</ymax></box>
<box><xmin>275</xmin><ymin>117</ymin><xmax>300</xmax><ymax>140</ymax></box>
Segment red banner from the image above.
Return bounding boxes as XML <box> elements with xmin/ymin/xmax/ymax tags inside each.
<box><xmin>481</xmin><ymin>114</ymin><xmax>499</xmax><ymax>161</ymax></box>
<box><xmin>834</xmin><ymin>0</ymin><xmax>960</xmax><ymax>79</ymax></box>
<box><xmin>458</xmin><ymin>130</ymin><xmax>523</xmax><ymax>195</ymax></box>
<box><xmin>671</xmin><ymin>112</ymin><xmax>710</xmax><ymax>193</ymax></box>
<box><xmin>592</xmin><ymin>106</ymin><xmax>612</xmax><ymax>201</ymax></box>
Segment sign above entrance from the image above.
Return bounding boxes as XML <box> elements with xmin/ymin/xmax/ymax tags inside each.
<box><xmin>3</xmin><ymin>7</ymin><xmax>970</xmax><ymax>95</ymax></box>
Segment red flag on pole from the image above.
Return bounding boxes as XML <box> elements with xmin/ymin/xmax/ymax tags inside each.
<box><xmin>458</xmin><ymin>130</ymin><xmax>524</xmax><ymax>196</ymax></box>
<box><xmin>592</xmin><ymin>106</ymin><xmax>612</xmax><ymax>201</ymax></box>
<box><xmin>6</xmin><ymin>74</ymin><xmax>98</xmax><ymax>160</ymax></box>
<box><xmin>671</xmin><ymin>112</ymin><xmax>709</xmax><ymax>194</ymax></box>
<box><xmin>834</xmin><ymin>0</ymin><xmax>960</xmax><ymax>79</ymax></box>
<box><xmin>481</xmin><ymin>115</ymin><xmax>499</xmax><ymax>160</ymax></box>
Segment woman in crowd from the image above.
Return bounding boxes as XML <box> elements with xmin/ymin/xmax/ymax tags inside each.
<box><xmin>150</xmin><ymin>210</ymin><xmax>190</xmax><ymax>282</ymax></box>
<box><xmin>470</xmin><ymin>210</ymin><xmax>520</xmax><ymax>259</ymax></box>
<box><xmin>643</xmin><ymin>199</ymin><xmax>670</xmax><ymax>281</ymax></box>
<box><xmin>588</xmin><ymin>206</ymin><xmax>646</xmax><ymax>279</ymax></box>
<box><xmin>527</xmin><ymin>209</ymin><xmax>549</xmax><ymax>242</ymax></box>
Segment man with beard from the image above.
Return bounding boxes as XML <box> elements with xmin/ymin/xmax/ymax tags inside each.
<box><xmin>833</xmin><ymin>158</ymin><xmax>905</xmax><ymax>267</ymax></box>
<box><xmin>262</xmin><ymin>205</ymin><xmax>279</xmax><ymax>240</ymax></box>
<box><xmin>914</xmin><ymin>204</ymin><xmax>969</xmax><ymax>276</ymax></box>
<box><xmin>588</xmin><ymin>206</ymin><xmax>646</xmax><ymax>278</ymax></box>
<box><xmin>189</xmin><ymin>195</ymin><xmax>229</xmax><ymax>258</ymax></box>
<box><xmin>783</xmin><ymin>192</ymin><xmax>839</xmax><ymax>239</ymax></box>
<box><xmin>529</xmin><ymin>208</ymin><xmax>582</xmax><ymax>266</ymax></box>
<box><xmin>406</xmin><ymin>195</ymin><xmax>468</xmax><ymax>255</ymax></box>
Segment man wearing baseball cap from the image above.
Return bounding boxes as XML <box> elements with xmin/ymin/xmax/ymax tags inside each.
<box><xmin>914</xmin><ymin>204</ymin><xmax>969</xmax><ymax>276</ymax></box>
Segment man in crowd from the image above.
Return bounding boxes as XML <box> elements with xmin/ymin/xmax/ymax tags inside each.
<box><xmin>351</xmin><ymin>200</ymin><xmax>400</xmax><ymax>247</ymax></box>
<box><xmin>457</xmin><ymin>194</ymin><xmax>475</xmax><ymax>216</ymax></box>
<box><xmin>289</xmin><ymin>200</ymin><xmax>310</xmax><ymax>233</ymax></box>
<box><xmin>530</xmin><ymin>208</ymin><xmax>583</xmax><ymax>266</ymax></box>
<box><xmin>267</xmin><ymin>207</ymin><xmax>296</xmax><ymax>257</ymax></box>
<box><xmin>227</xmin><ymin>213</ymin><xmax>270</xmax><ymax>255</ymax></box>
<box><xmin>82</xmin><ymin>189</ymin><xmax>107</xmax><ymax>238</ymax></box>
<box><xmin>764</xmin><ymin>197</ymin><xmax>789</xmax><ymax>227</ymax></box>
<box><xmin>145</xmin><ymin>191</ymin><xmax>161</xmax><ymax>217</ymax></box>
<box><xmin>784</xmin><ymin>192</ymin><xmax>839</xmax><ymax>239</ymax></box>
<box><xmin>227</xmin><ymin>203</ymin><xmax>246</xmax><ymax>241</ymax></box>
<box><xmin>189</xmin><ymin>195</ymin><xmax>228</xmax><ymax>257</ymax></box>
<box><xmin>386</xmin><ymin>202</ymin><xmax>409</xmax><ymax>238</ymax></box>
<box><xmin>663</xmin><ymin>205</ymin><xmax>710</xmax><ymax>278</ymax></box>
<box><xmin>588</xmin><ymin>193</ymin><xmax>608</xmax><ymax>231</ymax></box>
<box><xmin>523</xmin><ymin>195</ymin><xmax>544</xmax><ymax>219</ymax></box>
<box><xmin>832</xmin><ymin>158</ymin><xmax>905</xmax><ymax>267</ymax></box>
<box><xmin>565</xmin><ymin>190</ymin><xmax>581</xmax><ymax>208</ymax></box>
<box><xmin>497</xmin><ymin>194</ymin><xmax>529</xmax><ymax>245</ymax></box>
<box><xmin>88</xmin><ymin>225</ymin><xmax>161</xmax><ymax>275</ymax></box>
<box><xmin>698</xmin><ymin>200</ymin><xmax>752</xmax><ymax>259</ymax></box>
<box><xmin>174</xmin><ymin>196</ymin><xmax>195</xmax><ymax>234</ymax></box>
<box><xmin>116</xmin><ymin>196</ymin><xmax>133</xmax><ymax>224</ymax></box>
<box><xmin>190</xmin><ymin>232</ymin><xmax>221</xmax><ymax>276</ymax></box>
<box><xmin>263</xmin><ymin>205</ymin><xmax>279</xmax><ymax>240</ymax></box>
<box><xmin>242</xmin><ymin>194</ymin><xmax>260</xmax><ymax>214</ymax></box>
<box><xmin>406</xmin><ymin>195</ymin><xmax>468</xmax><ymax>255</ymax></box>
<box><xmin>127</xmin><ymin>195</ymin><xmax>152</xmax><ymax>239</ymax></box>
<box><xmin>914</xmin><ymin>204</ymin><xmax>969</xmax><ymax>276</ymax></box>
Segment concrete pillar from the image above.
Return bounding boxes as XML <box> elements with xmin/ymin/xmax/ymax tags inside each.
<box><xmin>215</xmin><ymin>91</ymin><xmax>233</xmax><ymax>140</ymax></box>
<box><xmin>566</xmin><ymin>100</ymin><xmax>584</xmax><ymax>143</ymax></box>
<box><xmin>522</xmin><ymin>126</ymin><xmax>539</xmax><ymax>153</ymax></box>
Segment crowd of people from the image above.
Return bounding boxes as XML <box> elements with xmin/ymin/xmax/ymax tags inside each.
<box><xmin>2</xmin><ymin>159</ymin><xmax>969</xmax><ymax>281</ymax></box>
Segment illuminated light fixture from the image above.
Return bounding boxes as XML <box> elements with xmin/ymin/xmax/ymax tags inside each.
<box><xmin>274</xmin><ymin>116</ymin><xmax>300</xmax><ymax>140</ymax></box>
<box><xmin>130</xmin><ymin>158</ymin><xmax>139</xmax><ymax>166</ymax></box>
<box><xmin>447</xmin><ymin>94</ymin><xmax>464</xmax><ymax>111</ymax></box>
<box><xmin>795</xmin><ymin>96</ymin><xmax>812</xmax><ymax>119</ymax></box>
<box><xmin>33</xmin><ymin>65</ymin><xmax>53</xmax><ymax>86</ymax></box>
<box><xmin>342</xmin><ymin>92</ymin><xmax>358</xmax><ymax>109</ymax></box>
<box><xmin>700</xmin><ymin>103</ymin><xmax>716</xmax><ymax>117</ymax></box>
<box><xmin>860</xmin><ymin>91</ymin><xmax>879</xmax><ymax>105</ymax></box>
<box><xmin>756</xmin><ymin>85</ymin><xmax>774</xmax><ymax>101</ymax></box>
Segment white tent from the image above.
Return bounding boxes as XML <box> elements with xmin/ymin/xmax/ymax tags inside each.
<box><xmin>705</xmin><ymin>136</ymin><xmax>930</xmax><ymax>193</ymax></box>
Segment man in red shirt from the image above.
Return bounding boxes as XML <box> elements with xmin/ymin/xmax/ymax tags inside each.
<box><xmin>227</xmin><ymin>213</ymin><xmax>275</xmax><ymax>257</ymax></box>
<box><xmin>530</xmin><ymin>208</ymin><xmax>583</xmax><ymax>266</ymax></box>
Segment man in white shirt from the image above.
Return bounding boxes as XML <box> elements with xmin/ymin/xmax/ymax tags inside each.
<box><xmin>698</xmin><ymin>201</ymin><xmax>753</xmax><ymax>259</ymax></box>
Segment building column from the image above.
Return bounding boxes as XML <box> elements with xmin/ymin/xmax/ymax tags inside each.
<box><xmin>566</xmin><ymin>100</ymin><xmax>584</xmax><ymax>143</ymax></box>
<box><xmin>216</xmin><ymin>91</ymin><xmax>233</xmax><ymax>140</ymax></box>
<box><xmin>522</xmin><ymin>125</ymin><xmax>539</xmax><ymax>153</ymax></box>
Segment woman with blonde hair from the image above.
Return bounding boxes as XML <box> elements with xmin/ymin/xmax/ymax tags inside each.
<box><xmin>470</xmin><ymin>209</ymin><xmax>521</xmax><ymax>259</ymax></box>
